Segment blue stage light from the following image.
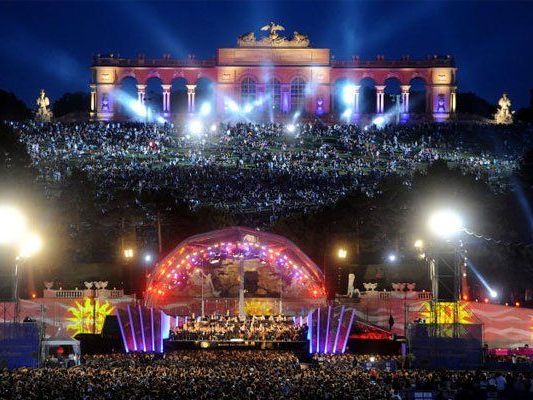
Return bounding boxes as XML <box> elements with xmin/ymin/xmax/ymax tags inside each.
<box><xmin>199</xmin><ymin>102</ymin><xmax>212</xmax><ymax>116</ymax></box>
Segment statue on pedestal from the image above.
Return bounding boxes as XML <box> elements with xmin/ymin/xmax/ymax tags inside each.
<box><xmin>35</xmin><ymin>89</ymin><xmax>53</xmax><ymax>122</ymax></box>
<box><xmin>495</xmin><ymin>93</ymin><xmax>513</xmax><ymax>124</ymax></box>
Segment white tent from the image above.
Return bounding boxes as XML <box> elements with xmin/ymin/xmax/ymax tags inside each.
<box><xmin>41</xmin><ymin>329</ymin><xmax>81</xmax><ymax>365</ymax></box>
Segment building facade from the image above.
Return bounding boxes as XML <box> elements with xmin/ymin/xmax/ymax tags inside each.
<box><xmin>90</xmin><ymin>25</ymin><xmax>457</xmax><ymax>122</ymax></box>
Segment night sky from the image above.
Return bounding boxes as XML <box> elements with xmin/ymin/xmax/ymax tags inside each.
<box><xmin>1</xmin><ymin>0</ymin><xmax>532</xmax><ymax>108</ymax></box>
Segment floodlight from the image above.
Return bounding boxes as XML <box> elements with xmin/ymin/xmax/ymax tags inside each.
<box><xmin>129</xmin><ymin>100</ymin><xmax>147</xmax><ymax>118</ymax></box>
<box><xmin>341</xmin><ymin>109</ymin><xmax>352</xmax><ymax>119</ymax></box>
<box><xmin>373</xmin><ymin>116</ymin><xmax>386</xmax><ymax>127</ymax></box>
<box><xmin>243</xmin><ymin>103</ymin><xmax>253</xmax><ymax>114</ymax></box>
<box><xmin>226</xmin><ymin>99</ymin><xmax>240</xmax><ymax>113</ymax></box>
<box><xmin>188</xmin><ymin>119</ymin><xmax>203</xmax><ymax>135</ymax></box>
<box><xmin>18</xmin><ymin>233</ymin><xmax>42</xmax><ymax>258</ymax></box>
<box><xmin>428</xmin><ymin>209</ymin><xmax>464</xmax><ymax>238</ymax></box>
<box><xmin>342</xmin><ymin>85</ymin><xmax>355</xmax><ymax>105</ymax></box>
<box><xmin>337</xmin><ymin>248</ymin><xmax>348</xmax><ymax>259</ymax></box>
<box><xmin>199</xmin><ymin>102</ymin><xmax>212</xmax><ymax>116</ymax></box>
<box><xmin>0</xmin><ymin>206</ymin><xmax>27</xmax><ymax>245</ymax></box>
<box><xmin>124</xmin><ymin>248</ymin><xmax>134</xmax><ymax>259</ymax></box>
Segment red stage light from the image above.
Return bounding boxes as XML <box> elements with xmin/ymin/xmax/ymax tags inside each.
<box><xmin>515</xmin><ymin>302</ymin><xmax>520</xmax><ymax>307</ymax></box>
<box><xmin>484</xmin><ymin>298</ymin><xmax>489</xmax><ymax>303</ymax></box>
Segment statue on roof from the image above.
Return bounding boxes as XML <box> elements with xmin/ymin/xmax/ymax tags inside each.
<box><xmin>237</xmin><ymin>23</ymin><xmax>310</xmax><ymax>48</ymax></box>
<box><xmin>261</xmin><ymin>22</ymin><xmax>285</xmax><ymax>42</ymax></box>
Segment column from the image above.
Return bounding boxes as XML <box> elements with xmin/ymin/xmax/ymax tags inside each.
<box><xmin>375</xmin><ymin>85</ymin><xmax>386</xmax><ymax>114</ymax></box>
<box><xmin>89</xmin><ymin>84</ymin><xmax>97</xmax><ymax>119</ymax></box>
<box><xmin>186</xmin><ymin>84</ymin><xmax>196</xmax><ymax>113</ymax></box>
<box><xmin>400</xmin><ymin>85</ymin><xmax>411</xmax><ymax>114</ymax></box>
<box><xmin>450</xmin><ymin>86</ymin><xmax>457</xmax><ymax>114</ymax></box>
<box><xmin>136</xmin><ymin>84</ymin><xmax>146</xmax><ymax>104</ymax></box>
<box><xmin>353</xmin><ymin>85</ymin><xmax>361</xmax><ymax>115</ymax></box>
<box><xmin>161</xmin><ymin>84</ymin><xmax>171</xmax><ymax>117</ymax></box>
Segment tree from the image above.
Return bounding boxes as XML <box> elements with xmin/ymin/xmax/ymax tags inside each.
<box><xmin>515</xmin><ymin>88</ymin><xmax>533</xmax><ymax>122</ymax></box>
<box><xmin>456</xmin><ymin>92</ymin><xmax>496</xmax><ymax>118</ymax></box>
<box><xmin>0</xmin><ymin>89</ymin><xmax>31</xmax><ymax>120</ymax></box>
<box><xmin>52</xmin><ymin>92</ymin><xmax>90</xmax><ymax>119</ymax></box>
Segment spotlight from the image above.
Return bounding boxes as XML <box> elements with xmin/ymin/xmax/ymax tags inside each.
<box><xmin>373</xmin><ymin>116</ymin><xmax>386</xmax><ymax>127</ymax></box>
<box><xmin>199</xmin><ymin>102</ymin><xmax>212</xmax><ymax>116</ymax></box>
<box><xmin>428</xmin><ymin>209</ymin><xmax>464</xmax><ymax>238</ymax></box>
<box><xmin>144</xmin><ymin>253</ymin><xmax>153</xmax><ymax>263</ymax></box>
<box><xmin>188</xmin><ymin>119</ymin><xmax>203</xmax><ymax>136</ymax></box>
<box><xmin>489</xmin><ymin>290</ymin><xmax>498</xmax><ymax>298</ymax></box>
<box><xmin>243</xmin><ymin>103</ymin><xmax>253</xmax><ymax>114</ymax></box>
<box><xmin>286</xmin><ymin>124</ymin><xmax>296</xmax><ymax>133</ymax></box>
<box><xmin>210</xmin><ymin>123</ymin><xmax>217</xmax><ymax>132</ymax></box>
<box><xmin>342</xmin><ymin>84</ymin><xmax>356</xmax><ymax>105</ymax></box>
<box><xmin>387</xmin><ymin>253</ymin><xmax>397</xmax><ymax>263</ymax></box>
<box><xmin>337</xmin><ymin>248</ymin><xmax>348</xmax><ymax>259</ymax></box>
<box><xmin>0</xmin><ymin>206</ymin><xmax>27</xmax><ymax>245</ymax></box>
<box><xmin>414</xmin><ymin>239</ymin><xmax>424</xmax><ymax>249</ymax></box>
<box><xmin>156</xmin><ymin>116</ymin><xmax>166</xmax><ymax>124</ymax></box>
<box><xmin>18</xmin><ymin>233</ymin><xmax>42</xmax><ymax>258</ymax></box>
<box><xmin>225</xmin><ymin>99</ymin><xmax>240</xmax><ymax>113</ymax></box>
<box><xmin>369</xmin><ymin>356</ymin><xmax>376</xmax><ymax>363</ymax></box>
<box><xmin>341</xmin><ymin>109</ymin><xmax>352</xmax><ymax>119</ymax></box>
<box><xmin>129</xmin><ymin>100</ymin><xmax>147</xmax><ymax>118</ymax></box>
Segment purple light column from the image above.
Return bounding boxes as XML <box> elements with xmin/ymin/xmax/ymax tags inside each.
<box><xmin>127</xmin><ymin>305</ymin><xmax>138</xmax><ymax>351</ymax></box>
<box><xmin>341</xmin><ymin>309</ymin><xmax>356</xmax><ymax>354</ymax></box>
<box><xmin>150</xmin><ymin>307</ymin><xmax>155</xmax><ymax>352</ymax></box>
<box><xmin>138</xmin><ymin>304</ymin><xmax>146</xmax><ymax>352</ymax></box>
<box><xmin>324</xmin><ymin>306</ymin><xmax>332</xmax><ymax>353</ymax></box>
<box><xmin>116</xmin><ymin>309</ymin><xmax>129</xmax><ymax>353</ymax></box>
<box><xmin>333</xmin><ymin>306</ymin><xmax>345</xmax><ymax>354</ymax></box>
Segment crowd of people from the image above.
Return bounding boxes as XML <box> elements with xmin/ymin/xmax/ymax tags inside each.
<box><xmin>169</xmin><ymin>315</ymin><xmax>307</xmax><ymax>342</ymax></box>
<box><xmin>9</xmin><ymin>120</ymin><xmax>530</xmax><ymax>220</ymax></box>
<box><xmin>1</xmin><ymin>351</ymin><xmax>532</xmax><ymax>399</ymax></box>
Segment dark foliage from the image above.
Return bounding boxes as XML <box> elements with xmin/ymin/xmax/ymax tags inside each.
<box><xmin>52</xmin><ymin>91</ymin><xmax>90</xmax><ymax>118</ymax></box>
<box><xmin>0</xmin><ymin>90</ymin><xmax>31</xmax><ymax>121</ymax></box>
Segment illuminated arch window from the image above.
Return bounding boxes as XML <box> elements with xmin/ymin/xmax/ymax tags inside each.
<box><xmin>241</xmin><ymin>77</ymin><xmax>256</xmax><ymax>105</ymax></box>
<box><xmin>291</xmin><ymin>77</ymin><xmax>306</xmax><ymax>111</ymax></box>
<box><xmin>266</xmin><ymin>78</ymin><xmax>281</xmax><ymax>110</ymax></box>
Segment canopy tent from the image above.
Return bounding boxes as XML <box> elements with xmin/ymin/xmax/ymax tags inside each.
<box><xmin>41</xmin><ymin>329</ymin><xmax>81</xmax><ymax>365</ymax></box>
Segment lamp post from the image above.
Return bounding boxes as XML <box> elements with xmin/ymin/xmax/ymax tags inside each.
<box><xmin>336</xmin><ymin>247</ymin><xmax>348</xmax><ymax>296</ymax></box>
<box><xmin>143</xmin><ymin>253</ymin><xmax>154</xmax><ymax>298</ymax></box>
<box><xmin>0</xmin><ymin>206</ymin><xmax>42</xmax><ymax>321</ymax></box>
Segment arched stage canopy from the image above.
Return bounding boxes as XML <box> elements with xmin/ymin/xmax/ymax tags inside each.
<box><xmin>146</xmin><ymin>227</ymin><xmax>325</xmax><ymax>307</ymax></box>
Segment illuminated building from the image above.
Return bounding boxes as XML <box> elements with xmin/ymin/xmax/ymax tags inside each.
<box><xmin>90</xmin><ymin>24</ymin><xmax>457</xmax><ymax>122</ymax></box>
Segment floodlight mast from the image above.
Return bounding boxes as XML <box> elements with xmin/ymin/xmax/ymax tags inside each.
<box><xmin>425</xmin><ymin>209</ymin><xmax>465</xmax><ymax>333</ymax></box>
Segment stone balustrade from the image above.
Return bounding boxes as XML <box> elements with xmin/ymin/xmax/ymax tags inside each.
<box><xmin>43</xmin><ymin>288</ymin><xmax>126</xmax><ymax>299</ymax></box>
